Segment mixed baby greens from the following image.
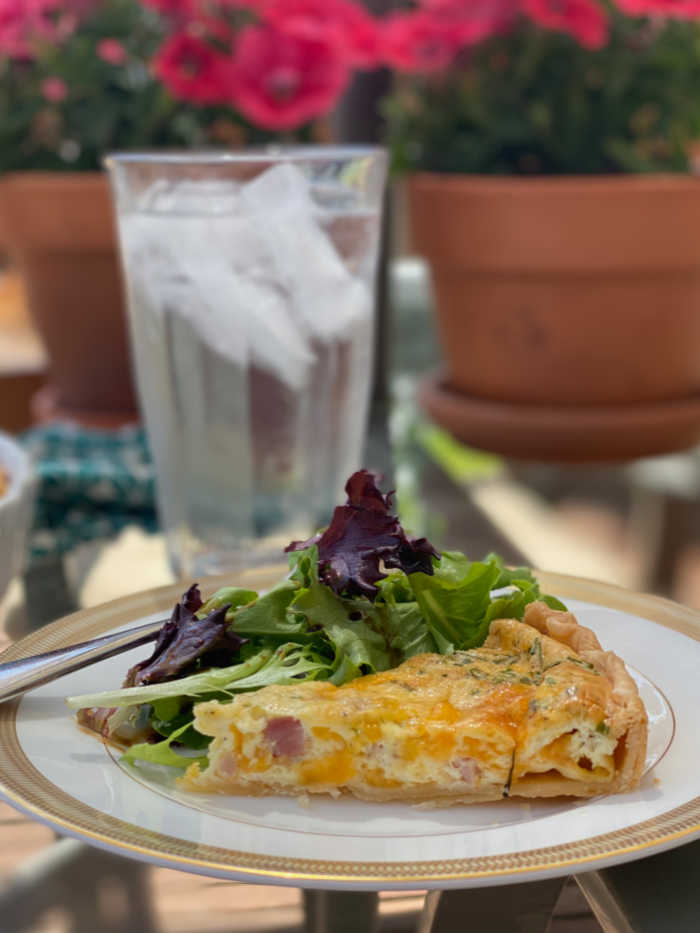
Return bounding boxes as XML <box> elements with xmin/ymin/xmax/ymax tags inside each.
<box><xmin>67</xmin><ymin>470</ymin><xmax>565</xmax><ymax>769</ymax></box>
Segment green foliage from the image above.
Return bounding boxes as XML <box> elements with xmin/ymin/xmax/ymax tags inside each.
<box><xmin>0</xmin><ymin>0</ymin><xmax>270</xmax><ymax>173</ymax></box>
<box><xmin>386</xmin><ymin>16</ymin><xmax>700</xmax><ymax>175</ymax></box>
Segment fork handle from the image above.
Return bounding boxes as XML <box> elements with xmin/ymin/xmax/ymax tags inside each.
<box><xmin>0</xmin><ymin>620</ymin><xmax>164</xmax><ymax>703</ymax></box>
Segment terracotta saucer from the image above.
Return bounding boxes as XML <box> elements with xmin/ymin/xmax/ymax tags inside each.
<box><xmin>418</xmin><ymin>373</ymin><xmax>700</xmax><ymax>463</ymax></box>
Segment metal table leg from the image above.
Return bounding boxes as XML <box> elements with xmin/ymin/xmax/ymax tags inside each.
<box><xmin>576</xmin><ymin>840</ymin><xmax>700</xmax><ymax>933</ymax></box>
<box><xmin>417</xmin><ymin>878</ymin><xmax>567</xmax><ymax>933</ymax></box>
<box><xmin>303</xmin><ymin>890</ymin><xmax>380</xmax><ymax>933</ymax></box>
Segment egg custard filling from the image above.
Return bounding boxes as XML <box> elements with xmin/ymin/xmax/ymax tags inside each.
<box><xmin>181</xmin><ymin>603</ymin><xmax>648</xmax><ymax>803</ymax></box>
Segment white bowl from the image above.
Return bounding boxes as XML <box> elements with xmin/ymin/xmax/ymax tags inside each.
<box><xmin>0</xmin><ymin>431</ymin><xmax>35</xmax><ymax>603</ymax></box>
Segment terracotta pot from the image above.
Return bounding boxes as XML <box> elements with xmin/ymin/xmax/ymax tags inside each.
<box><xmin>0</xmin><ymin>172</ymin><xmax>137</xmax><ymax>423</ymax></box>
<box><xmin>407</xmin><ymin>174</ymin><xmax>700</xmax><ymax>407</ymax></box>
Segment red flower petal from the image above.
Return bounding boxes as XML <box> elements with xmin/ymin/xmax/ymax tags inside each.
<box><xmin>614</xmin><ymin>0</ymin><xmax>700</xmax><ymax>14</ymax></box>
<box><xmin>380</xmin><ymin>10</ymin><xmax>462</xmax><ymax>73</ymax></box>
<box><xmin>140</xmin><ymin>0</ymin><xmax>201</xmax><ymax>16</ymax></box>
<box><xmin>524</xmin><ymin>0</ymin><xmax>609</xmax><ymax>50</ymax></box>
<box><xmin>263</xmin><ymin>0</ymin><xmax>382</xmax><ymax>68</ymax></box>
<box><xmin>0</xmin><ymin>0</ymin><xmax>65</xmax><ymax>59</ymax></box>
<box><xmin>228</xmin><ymin>23</ymin><xmax>349</xmax><ymax>130</ymax></box>
<box><xmin>154</xmin><ymin>29</ymin><xmax>234</xmax><ymax>104</ymax></box>
<box><xmin>41</xmin><ymin>76</ymin><xmax>68</xmax><ymax>102</ymax></box>
<box><xmin>97</xmin><ymin>38</ymin><xmax>127</xmax><ymax>65</ymax></box>
<box><xmin>419</xmin><ymin>0</ymin><xmax>518</xmax><ymax>45</ymax></box>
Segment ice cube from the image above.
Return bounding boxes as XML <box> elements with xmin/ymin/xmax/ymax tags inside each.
<box><xmin>121</xmin><ymin>211</ymin><xmax>315</xmax><ymax>389</ymax></box>
<box><xmin>241</xmin><ymin>161</ymin><xmax>316</xmax><ymax>215</ymax></box>
<box><xmin>171</xmin><ymin>214</ymin><xmax>315</xmax><ymax>389</ymax></box>
<box><xmin>239</xmin><ymin>163</ymin><xmax>372</xmax><ymax>343</ymax></box>
<box><xmin>121</xmin><ymin>214</ymin><xmax>246</xmax><ymax>371</ymax></box>
<box><xmin>121</xmin><ymin>166</ymin><xmax>374</xmax><ymax>391</ymax></box>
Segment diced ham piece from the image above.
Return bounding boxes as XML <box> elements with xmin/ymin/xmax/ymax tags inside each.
<box><xmin>453</xmin><ymin>756</ymin><xmax>481</xmax><ymax>787</ymax></box>
<box><xmin>263</xmin><ymin>716</ymin><xmax>306</xmax><ymax>758</ymax></box>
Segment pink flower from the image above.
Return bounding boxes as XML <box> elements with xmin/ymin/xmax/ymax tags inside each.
<box><xmin>524</xmin><ymin>0</ymin><xmax>609</xmax><ymax>50</ymax></box>
<box><xmin>0</xmin><ymin>0</ymin><xmax>60</xmax><ymax>59</ymax></box>
<box><xmin>262</xmin><ymin>0</ymin><xmax>382</xmax><ymax>68</ymax></box>
<box><xmin>614</xmin><ymin>0</ymin><xmax>700</xmax><ymax>15</ymax></box>
<box><xmin>144</xmin><ymin>0</ymin><xmax>261</xmax><ymax>16</ymax></box>
<box><xmin>419</xmin><ymin>0</ymin><xmax>519</xmax><ymax>45</ymax></box>
<box><xmin>228</xmin><ymin>23</ymin><xmax>349</xmax><ymax>129</ymax></box>
<box><xmin>97</xmin><ymin>38</ymin><xmax>127</xmax><ymax>65</ymax></box>
<box><xmin>139</xmin><ymin>0</ymin><xmax>200</xmax><ymax>15</ymax></box>
<box><xmin>41</xmin><ymin>76</ymin><xmax>68</xmax><ymax>102</ymax></box>
<box><xmin>154</xmin><ymin>29</ymin><xmax>233</xmax><ymax>104</ymax></box>
<box><xmin>380</xmin><ymin>11</ymin><xmax>462</xmax><ymax>73</ymax></box>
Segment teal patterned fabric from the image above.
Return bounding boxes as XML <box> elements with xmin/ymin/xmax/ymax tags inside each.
<box><xmin>21</xmin><ymin>421</ymin><xmax>158</xmax><ymax>562</ymax></box>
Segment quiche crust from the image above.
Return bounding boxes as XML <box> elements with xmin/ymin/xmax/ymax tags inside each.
<box><xmin>509</xmin><ymin>602</ymin><xmax>647</xmax><ymax>797</ymax></box>
<box><xmin>180</xmin><ymin>602</ymin><xmax>648</xmax><ymax>804</ymax></box>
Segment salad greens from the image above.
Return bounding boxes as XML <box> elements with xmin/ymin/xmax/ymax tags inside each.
<box><xmin>286</xmin><ymin>467</ymin><xmax>439</xmax><ymax>599</ymax></box>
<box><xmin>67</xmin><ymin>470</ymin><xmax>564</xmax><ymax>768</ymax></box>
<box><xmin>124</xmin><ymin>584</ymin><xmax>249</xmax><ymax>687</ymax></box>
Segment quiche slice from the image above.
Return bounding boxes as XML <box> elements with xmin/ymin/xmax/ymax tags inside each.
<box><xmin>181</xmin><ymin>603</ymin><xmax>648</xmax><ymax>804</ymax></box>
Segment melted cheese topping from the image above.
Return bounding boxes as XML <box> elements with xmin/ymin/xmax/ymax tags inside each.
<box><xmin>182</xmin><ymin>619</ymin><xmax>627</xmax><ymax>803</ymax></box>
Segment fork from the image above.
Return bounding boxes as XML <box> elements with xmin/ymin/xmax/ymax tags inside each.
<box><xmin>0</xmin><ymin>620</ymin><xmax>164</xmax><ymax>703</ymax></box>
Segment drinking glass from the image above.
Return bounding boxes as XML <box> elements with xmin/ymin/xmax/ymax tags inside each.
<box><xmin>107</xmin><ymin>147</ymin><xmax>387</xmax><ymax>578</ymax></box>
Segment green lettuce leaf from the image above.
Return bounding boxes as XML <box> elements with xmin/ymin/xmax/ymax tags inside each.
<box><xmin>198</xmin><ymin>586</ymin><xmax>258</xmax><ymax>616</ymax></box>
<box><xmin>372</xmin><ymin>601</ymin><xmax>437</xmax><ymax>661</ymax></box>
<box><xmin>67</xmin><ymin>640</ymin><xmax>335</xmax><ymax>712</ymax></box>
<box><xmin>484</xmin><ymin>552</ymin><xmax>539</xmax><ymax>589</ymax></box>
<box><xmin>375</xmin><ymin>572</ymin><xmax>415</xmax><ymax>605</ymax></box>
<box><xmin>122</xmin><ymin>720</ymin><xmax>207</xmax><ymax>770</ymax></box>
<box><xmin>149</xmin><ymin>698</ymin><xmax>210</xmax><ymax>750</ymax></box>
<box><xmin>222</xmin><ymin>642</ymin><xmax>333</xmax><ymax>691</ymax></box>
<box><xmin>151</xmin><ymin>696</ymin><xmax>183</xmax><ymax>723</ymax></box>
<box><xmin>485</xmin><ymin>552</ymin><xmax>568</xmax><ymax>611</ymax></box>
<box><xmin>407</xmin><ymin>551</ymin><xmax>567</xmax><ymax>652</ymax></box>
<box><xmin>541</xmin><ymin>593</ymin><xmax>568</xmax><ymax>611</ymax></box>
<box><xmin>408</xmin><ymin>552</ymin><xmax>502</xmax><ymax>651</ymax></box>
<box><xmin>66</xmin><ymin>646</ymin><xmax>274</xmax><ymax>710</ymax></box>
<box><xmin>287</xmin><ymin>545</ymin><xmax>317</xmax><ymax>588</ymax></box>
<box><xmin>371</xmin><ymin>572</ymin><xmax>436</xmax><ymax>661</ymax></box>
<box><xmin>229</xmin><ymin>580</ymin><xmax>311</xmax><ymax>640</ymax></box>
<box><xmin>291</xmin><ymin>582</ymin><xmax>391</xmax><ymax>682</ymax></box>
<box><xmin>484</xmin><ymin>580</ymin><xmax>539</xmax><ymax>627</ymax></box>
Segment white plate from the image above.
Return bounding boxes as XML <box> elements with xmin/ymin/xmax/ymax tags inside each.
<box><xmin>0</xmin><ymin>571</ymin><xmax>698</xmax><ymax>890</ymax></box>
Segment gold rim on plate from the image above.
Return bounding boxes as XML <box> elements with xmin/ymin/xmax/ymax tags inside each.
<box><xmin>0</xmin><ymin>570</ymin><xmax>698</xmax><ymax>885</ymax></box>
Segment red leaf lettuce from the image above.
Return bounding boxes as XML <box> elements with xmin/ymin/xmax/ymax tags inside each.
<box><xmin>286</xmin><ymin>469</ymin><xmax>439</xmax><ymax>600</ymax></box>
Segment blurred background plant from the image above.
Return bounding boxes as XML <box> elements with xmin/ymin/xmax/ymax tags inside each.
<box><xmin>385</xmin><ymin>2</ymin><xmax>700</xmax><ymax>175</ymax></box>
<box><xmin>0</xmin><ymin>0</ymin><xmax>310</xmax><ymax>174</ymax></box>
<box><xmin>0</xmin><ymin>0</ymin><xmax>208</xmax><ymax>172</ymax></box>
<box><xmin>2</xmin><ymin>1</ymin><xmax>700</xmax><ymax>174</ymax></box>
<box><xmin>0</xmin><ymin>0</ymin><xmax>390</xmax><ymax>173</ymax></box>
